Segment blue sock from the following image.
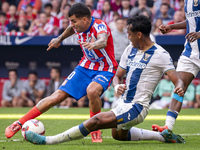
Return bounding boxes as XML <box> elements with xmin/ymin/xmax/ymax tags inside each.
<box><xmin>79</xmin><ymin>123</ymin><xmax>90</xmax><ymax>136</ymax></box>
<box><xmin>166</xmin><ymin>109</ymin><xmax>178</xmax><ymax>119</ymax></box>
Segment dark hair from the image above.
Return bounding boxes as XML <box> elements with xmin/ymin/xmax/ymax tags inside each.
<box><xmin>8</xmin><ymin>69</ymin><xmax>18</xmax><ymax>75</ymax></box>
<box><xmin>161</xmin><ymin>3</ymin><xmax>169</xmax><ymax>9</ymax></box>
<box><xmin>68</xmin><ymin>3</ymin><xmax>91</xmax><ymax>18</ymax></box>
<box><xmin>127</xmin><ymin>15</ymin><xmax>151</xmax><ymax>36</ymax></box>
<box><xmin>39</xmin><ymin>11</ymin><xmax>47</xmax><ymax>16</ymax></box>
<box><xmin>26</xmin><ymin>4</ymin><xmax>33</xmax><ymax>8</ymax></box>
<box><xmin>0</xmin><ymin>12</ymin><xmax>6</xmax><ymax>17</ymax></box>
<box><xmin>28</xmin><ymin>71</ymin><xmax>37</xmax><ymax>76</ymax></box>
<box><xmin>44</xmin><ymin>3</ymin><xmax>53</xmax><ymax>9</ymax></box>
<box><xmin>51</xmin><ymin>67</ymin><xmax>62</xmax><ymax>76</ymax></box>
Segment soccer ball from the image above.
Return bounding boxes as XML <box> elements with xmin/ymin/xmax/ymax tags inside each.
<box><xmin>21</xmin><ymin>119</ymin><xmax>45</xmax><ymax>139</ymax></box>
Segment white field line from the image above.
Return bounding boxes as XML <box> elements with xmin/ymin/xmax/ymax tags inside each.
<box><xmin>1</xmin><ymin>114</ymin><xmax>200</xmax><ymax>120</ymax></box>
<box><xmin>0</xmin><ymin>134</ymin><xmax>200</xmax><ymax>143</ymax></box>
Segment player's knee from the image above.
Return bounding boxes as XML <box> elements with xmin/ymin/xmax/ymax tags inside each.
<box><xmin>87</xmin><ymin>88</ymin><xmax>100</xmax><ymax>100</ymax></box>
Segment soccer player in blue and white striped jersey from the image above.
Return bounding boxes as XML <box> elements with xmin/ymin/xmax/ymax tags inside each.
<box><xmin>152</xmin><ymin>0</ymin><xmax>200</xmax><ymax>133</ymax></box>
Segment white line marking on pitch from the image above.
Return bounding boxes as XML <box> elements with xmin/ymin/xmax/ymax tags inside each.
<box><xmin>1</xmin><ymin>114</ymin><xmax>200</xmax><ymax>120</ymax></box>
<box><xmin>0</xmin><ymin>134</ymin><xmax>200</xmax><ymax>143</ymax></box>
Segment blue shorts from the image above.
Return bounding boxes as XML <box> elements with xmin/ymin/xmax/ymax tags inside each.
<box><xmin>59</xmin><ymin>66</ymin><xmax>114</xmax><ymax>100</ymax></box>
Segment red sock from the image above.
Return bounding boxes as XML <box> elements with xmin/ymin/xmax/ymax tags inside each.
<box><xmin>90</xmin><ymin>109</ymin><xmax>101</xmax><ymax>118</ymax></box>
<box><xmin>18</xmin><ymin>106</ymin><xmax>42</xmax><ymax>125</ymax></box>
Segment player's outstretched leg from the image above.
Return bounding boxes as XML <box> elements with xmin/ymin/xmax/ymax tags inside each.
<box><xmin>25</xmin><ymin>111</ymin><xmax>117</xmax><ymax>145</ymax></box>
<box><xmin>5</xmin><ymin>90</ymin><xmax>69</xmax><ymax>138</ymax></box>
<box><xmin>126</xmin><ymin>127</ymin><xmax>185</xmax><ymax>143</ymax></box>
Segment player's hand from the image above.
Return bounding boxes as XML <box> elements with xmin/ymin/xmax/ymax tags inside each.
<box><xmin>47</xmin><ymin>38</ymin><xmax>61</xmax><ymax>51</ymax></box>
<box><xmin>29</xmin><ymin>81</ymin><xmax>36</xmax><ymax>89</ymax></box>
<box><xmin>115</xmin><ymin>84</ymin><xmax>127</xmax><ymax>95</ymax></box>
<box><xmin>159</xmin><ymin>24</ymin><xmax>172</xmax><ymax>34</ymax></box>
<box><xmin>77</xmin><ymin>41</ymin><xmax>95</xmax><ymax>51</ymax></box>
<box><xmin>173</xmin><ymin>87</ymin><xmax>184</xmax><ymax>97</ymax></box>
<box><xmin>185</xmin><ymin>32</ymin><xmax>200</xmax><ymax>43</ymax></box>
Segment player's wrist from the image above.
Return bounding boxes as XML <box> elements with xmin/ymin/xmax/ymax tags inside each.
<box><xmin>114</xmin><ymin>84</ymin><xmax>120</xmax><ymax>93</ymax></box>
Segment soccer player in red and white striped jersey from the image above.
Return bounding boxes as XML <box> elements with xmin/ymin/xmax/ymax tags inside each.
<box><xmin>5</xmin><ymin>3</ymin><xmax>118</xmax><ymax>143</ymax></box>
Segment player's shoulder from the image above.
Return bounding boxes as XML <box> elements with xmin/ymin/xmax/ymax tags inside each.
<box><xmin>93</xmin><ymin>19</ymin><xmax>108</xmax><ymax>29</ymax></box>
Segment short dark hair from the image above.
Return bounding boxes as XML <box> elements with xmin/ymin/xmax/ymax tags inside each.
<box><xmin>51</xmin><ymin>67</ymin><xmax>62</xmax><ymax>76</ymax></box>
<box><xmin>68</xmin><ymin>2</ymin><xmax>91</xmax><ymax>18</ymax></box>
<box><xmin>127</xmin><ymin>15</ymin><xmax>151</xmax><ymax>36</ymax></box>
<box><xmin>26</xmin><ymin>4</ymin><xmax>33</xmax><ymax>8</ymax></box>
<box><xmin>0</xmin><ymin>12</ymin><xmax>6</xmax><ymax>17</ymax></box>
<box><xmin>161</xmin><ymin>3</ymin><xmax>169</xmax><ymax>9</ymax></box>
<box><xmin>28</xmin><ymin>71</ymin><xmax>37</xmax><ymax>76</ymax></box>
<box><xmin>8</xmin><ymin>69</ymin><xmax>18</xmax><ymax>75</ymax></box>
<box><xmin>44</xmin><ymin>3</ymin><xmax>53</xmax><ymax>9</ymax></box>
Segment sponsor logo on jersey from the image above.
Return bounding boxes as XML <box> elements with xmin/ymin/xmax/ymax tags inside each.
<box><xmin>97</xmin><ymin>24</ymin><xmax>106</xmax><ymax>32</ymax></box>
<box><xmin>194</xmin><ymin>0</ymin><xmax>198</xmax><ymax>6</ymax></box>
<box><xmin>143</xmin><ymin>53</ymin><xmax>151</xmax><ymax>61</ymax></box>
<box><xmin>186</xmin><ymin>10</ymin><xmax>200</xmax><ymax>18</ymax></box>
<box><xmin>127</xmin><ymin>59</ymin><xmax>147</xmax><ymax>69</ymax></box>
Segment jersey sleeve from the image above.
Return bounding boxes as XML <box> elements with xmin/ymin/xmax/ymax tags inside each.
<box><xmin>157</xmin><ymin>51</ymin><xmax>175</xmax><ymax>73</ymax></box>
<box><xmin>119</xmin><ymin>44</ymin><xmax>132</xmax><ymax>70</ymax></box>
<box><xmin>94</xmin><ymin>22</ymin><xmax>108</xmax><ymax>35</ymax></box>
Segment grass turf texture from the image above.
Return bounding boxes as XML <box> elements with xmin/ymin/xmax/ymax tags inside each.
<box><xmin>0</xmin><ymin>108</ymin><xmax>200</xmax><ymax>150</ymax></box>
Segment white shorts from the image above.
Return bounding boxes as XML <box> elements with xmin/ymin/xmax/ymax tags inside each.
<box><xmin>111</xmin><ymin>99</ymin><xmax>148</xmax><ymax>131</ymax></box>
<box><xmin>176</xmin><ymin>55</ymin><xmax>200</xmax><ymax>77</ymax></box>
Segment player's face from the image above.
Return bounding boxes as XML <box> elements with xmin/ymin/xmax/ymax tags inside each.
<box><xmin>50</xmin><ymin>69</ymin><xmax>59</xmax><ymax>80</ymax></box>
<box><xmin>127</xmin><ymin>24</ymin><xmax>140</xmax><ymax>49</ymax></box>
<box><xmin>9</xmin><ymin>71</ymin><xmax>17</xmax><ymax>80</ymax></box>
<box><xmin>28</xmin><ymin>74</ymin><xmax>37</xmax><ymax>82</ymax></box>
<box><xmin>69</xmin><ymin>15</ymin><xmax>88</xmax><ymax>33</ymax></box>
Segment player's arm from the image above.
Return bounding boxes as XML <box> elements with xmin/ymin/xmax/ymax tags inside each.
<box><xmin>32</xmin><ymin>89</ymin><xmax>44</xmax><ymax>99</ymax></box>
<box><xmin>113</xmin><ymin>67</ymin><xmax>127</xmax><ymax>95</ymax></box>
<box><xmin>165</xmin><ymin>69</ymin><xmax>184</xmax><ymax>97</ymax></box>
<box><xmin>21</xmin><ymin>91</ymin><xmax>32</xmax><ymax>101</ymax></box>
<box><xmin>159</xmin><ymin>20</ymin><xmax>187</xmax><ymax>34</ymax></box>
<box><xmin>78</xmin><ymin>33</ymin><xmax>108</xmax><ymax>50</ymax></box>
<box><xmin>47</xmin><ymin>26</ymin><xmax>75</xmax><ymax>51</ymax></box>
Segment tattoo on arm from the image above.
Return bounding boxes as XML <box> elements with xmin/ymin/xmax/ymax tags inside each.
<box><xmin>57</xmin><ymin>26</ymin><xmax>75</xmax><ymax>43</ymax></box>
<box><xmin>93</xmin><ymin>33</ymin><xmax>108</xmax><ymax>49</ymax></box>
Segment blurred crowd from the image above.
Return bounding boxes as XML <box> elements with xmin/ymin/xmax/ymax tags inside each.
<box><xmin>3</xmin><ymin>68</ymin><xmax>200</xmax><ymax>109</ymax></box>
<box><xmin>1</xmin><ymin>68</ymin><xmax>87</xmax><ymax>108</ymax></box>
<box><xmin>0</xmin><ymin>0</ymin><xmax>186</xmax><ymax>36</ymax></box>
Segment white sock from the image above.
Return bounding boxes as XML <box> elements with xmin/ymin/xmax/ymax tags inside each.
<box><xmin>46</xmin><ymin>125</ymin><xmax>86</xmax><ymax>144</ymax></box>
<box><xmin>128</xmin><ymin>127</ymin><xmax>165</xmax><ymax>142</ymax></box>
<box><xmin>165</xmin><ymin>116</ymin><xmax>176</xmax><ymax>131</ymax></box>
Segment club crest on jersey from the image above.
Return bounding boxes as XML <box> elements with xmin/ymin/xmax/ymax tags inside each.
<box><xmin>194</xmin><ymin>0</ymin><xmax>198</xmax><ymax>6</ymax></box>
<box><xmin>143</xmin><ymin>53</ymin><xmax>151</xmax><ymax>61</ymax></box>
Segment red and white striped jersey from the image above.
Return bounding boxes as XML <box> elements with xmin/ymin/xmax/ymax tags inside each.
<box><xmin>76</xmin><ymin>17</ymin><xmax>118</xmax><ymax>74</ymax></box>
<box><xmin>48</xmin><ymin>16</ymin><xmax>59</xmax><ymax>27</ymax></box>
<box><xmin>28</xmin><ymin>23</ymin><xmax>54</xmax><ymax>36</ymax></box>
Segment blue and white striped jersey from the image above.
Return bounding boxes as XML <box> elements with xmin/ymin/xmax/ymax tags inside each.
<box><xmin>183</xmin><ymin>0</ymin><xmax>200</xmax><ymax>59</ymax></box>
<box><xmin>119</xmin><ymin>43</ymin><xmax>175</xmax><ymax>107</ymax></box>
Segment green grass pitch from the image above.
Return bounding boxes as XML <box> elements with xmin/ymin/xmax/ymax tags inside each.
<box><xmin>0</xmin><ymin>108</ymin><xmax>200</xmax><ymax>150</ymax></box>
